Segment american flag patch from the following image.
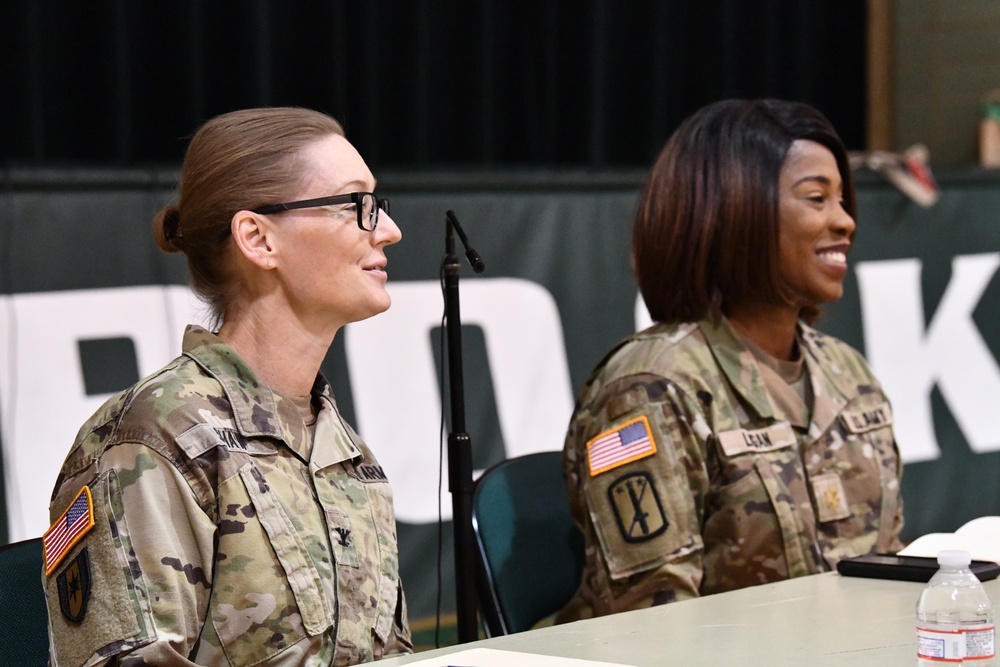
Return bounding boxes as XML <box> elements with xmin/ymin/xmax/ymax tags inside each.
<box><xmin>587</xmin><ymin>416</ymin><xmax>657</xmax><ymax>476</ymax></box>
<box><xmin>43</xmin><ymin>486</ymin><xmax>94</xmax><ymax>576</ymax></box>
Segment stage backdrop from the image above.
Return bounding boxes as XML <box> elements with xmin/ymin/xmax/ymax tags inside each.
<box><xmin>3</xmin><ymin>167</ymin><xmax>1000</xmax><ymax>640</ymax></box>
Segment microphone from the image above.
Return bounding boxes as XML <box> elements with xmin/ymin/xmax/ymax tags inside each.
<box><xmin>446</xmin><ymin>210</ymin><xmax>485</xmax><ymax>273</ymax></box>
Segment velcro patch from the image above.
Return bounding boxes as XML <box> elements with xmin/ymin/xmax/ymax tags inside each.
<box><xmin>44</xmin><ymin>486</ymin><xmax>95</xmax><ymax>576</ymax></box>
<box><xmin>717</xmin><ymin>422</ymin><xmax>796</xmax><ymax>457</ymax></box>
<box><xmin>353</xmin><ymin>463</ymin><xmax>388</xmax><ymax>483</ymax></box>
<box><xmin>842</xmin><ymin>401</ymin><xmax>893</xmax><ymax>433</ymax></box>
<box><xmin>57</xmin><ymin>547</ymin><xmax>92</xmax><ymax>623</ymax></box>
<box><xmin>587</xmin><ymin>416</ymin><xmax>657</xmax><ymax>476</ymax></box>
<box><xmin>175</xmin><ymin>423</ymin><xmax>276</xmax><ymax>458</ymax></box>
<box><xmin>811</xmin><ymin>472</ymin><xmax>851</xmax><ymax>522</ymax></box>
<box><xmin>607</xmin><ymin>472</ymin><xmax>668</xmax><ymax>543</ymax></box>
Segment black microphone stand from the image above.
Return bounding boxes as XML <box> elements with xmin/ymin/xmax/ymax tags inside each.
<box><xmin>442</xmin><ymin>211</ymin><xmax>484</xmax><ymax>644</ymax></box>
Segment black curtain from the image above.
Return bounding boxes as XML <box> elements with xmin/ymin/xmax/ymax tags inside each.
<box><xmin>0</xmin><ymin>0</ymin><xmax>867</xmax><ymax>170</ymax></box>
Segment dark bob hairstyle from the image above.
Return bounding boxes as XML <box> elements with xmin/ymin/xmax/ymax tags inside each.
<box><xmin>632</xmin><ymin>98</ymin><xmax>856</xmax><ymax>325</ymax></box>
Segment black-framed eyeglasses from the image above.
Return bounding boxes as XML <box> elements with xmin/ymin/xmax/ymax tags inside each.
<box><xmin>251</xmin><ymin>192</ymin><xmax>389</xmax><ymax>232</ymax></box>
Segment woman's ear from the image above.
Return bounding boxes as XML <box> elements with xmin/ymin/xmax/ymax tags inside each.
<box><xmin>230</xmin><ymin>210</ymin><xmax>277</xmax><ymax>270</ymax></box>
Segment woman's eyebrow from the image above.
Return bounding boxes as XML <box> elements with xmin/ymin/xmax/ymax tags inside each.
<box><xmin>792</xmin><ymin>175</ymin><xmax>834</xmax><ymax>188</ymax></box>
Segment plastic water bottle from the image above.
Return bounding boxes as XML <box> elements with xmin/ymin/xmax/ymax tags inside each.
<box><xmin>916</xmin><ymin>549</ymin><xmax>996</xmax><ymax>665</ymax></box>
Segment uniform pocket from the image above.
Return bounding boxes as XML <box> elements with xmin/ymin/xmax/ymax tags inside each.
<box><xmin>210</xmin><ymin>462</ymin><xmax>333</xmax><ymax>666</ymax></box>
<box><xmin>702</xmin><ymin>443</ymin><xmax>814</xmax><ymax>591</ymax></box>
<box><xmin>811</xmin><ymin>395</ymin><xmax>901</xmax><ymax>558</ymax></box>
<box><xmin>238</xmin><ymin>464</ymin><xmax>332</xmax><ymax>635</ymax></box>
<box><xmin>754</xmin><ymin>457</ymin><xmax>814</xmax><ymax>577</ymax></box>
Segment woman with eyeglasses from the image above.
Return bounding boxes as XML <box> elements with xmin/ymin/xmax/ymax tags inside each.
<box><xmin>557</xmin><ymin>99</ymin><xmax>905</xmax><ymax>621</ymax></box>
<box><xmin>43</xmin><ymin>107</ymin><xmax>411</xmax><ymax>666</ymax></box>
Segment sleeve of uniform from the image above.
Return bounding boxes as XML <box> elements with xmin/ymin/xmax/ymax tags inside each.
<box><xmin>562</xmin><ymin>372</ymin><xmax>712</xmax><ymax>617</ymax></box>
<box><xmin>381</xmin><ymin>582</ymin><xmax>413</xmax><ymax>656</ymax></box>
<box><xmin>45</xmin><ymin>443</ymin><xmax>216</xmax><ymax>667</ymax></box>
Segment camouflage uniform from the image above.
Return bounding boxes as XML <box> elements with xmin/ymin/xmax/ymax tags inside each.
<box><xmin>43</xmin><ymin>326</ymin><xmax>411</xmax><ymax>666</ymax></box>
<box><xmin>558</xmin><ymin>317</ymin><xmax>904</xmax><ymax>620</ymax></box>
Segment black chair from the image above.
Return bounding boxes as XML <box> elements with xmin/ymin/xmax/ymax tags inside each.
<box><xmin>0</xmin><ymin>537</ymin><xmax>49</xmax><ymax>666</ymax></box>
<box><xmin>471</xmin><ymin>451</ymin><xmax>585</xmax><ymax>637</ymax></box>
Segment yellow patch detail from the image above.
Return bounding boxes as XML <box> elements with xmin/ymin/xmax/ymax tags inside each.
<box><xmin>43</xmin><ymin>485</ymin><xmax>95</xmax><ymax>577</ymax></box>
<box><xmin>586</xmin><ymin>415</ymin><xmax>657</xmax><ymax>476</ymax></box>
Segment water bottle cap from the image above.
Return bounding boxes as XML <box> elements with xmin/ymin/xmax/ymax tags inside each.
<box><xmin>937</xmin><ymin>549</ymin><xmax>972</xmax><ymax>567</ymax></box>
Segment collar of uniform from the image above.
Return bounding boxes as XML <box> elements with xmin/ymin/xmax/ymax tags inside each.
<box><xmin>180</xmin><ymin>325</ymin><xmax>284</xmax><ymax>440</ymax></box>
<box><xmin>798</xmin><ymin>322</ymin><xmax>852</xmax><ymax>435</ymax></box>
<box><xmin>273</xmin><ymin>375</ymin><xmax>349</xmax><ymax>465</ymax></box>
<box><xmin>310</xmin><ymin>393</ymin><xmax>364</xmax><ymax>470</ymax></box>
<box><xmin>698</xmin><ymin>316</ymin><xmax>779</xmax><ymax>422</ymax></box>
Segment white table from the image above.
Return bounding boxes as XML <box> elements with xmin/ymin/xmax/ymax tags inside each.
<box><xmin>377</xmin><ymin>572</ymin><xmax>1000</xmax><ymax>666</ymax></box>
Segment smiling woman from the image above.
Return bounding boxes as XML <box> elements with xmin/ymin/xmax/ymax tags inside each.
<box><xmin>774</xmin><ymin>139</ymin><xmax>856</xmax><ymax>329</ymax></box>
<box><xmin>222</xmin><ymin>132</ymin><xmax>402</xmax><ymax>370</ymax></box>
<box><xmin>42</xmin><ymin>108</ymin><xmax>411</xmax><ymax>666</ymax></box>
<box><xmin>557</xmin><ymin>99</ymin><xmax>905</xmax><ymax>622</ymax></box>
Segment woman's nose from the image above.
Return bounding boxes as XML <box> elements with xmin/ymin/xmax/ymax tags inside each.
<box><xmin>374</xmin><ymin>210</ymin><xmax>401</xmax><ymax>245</ymax></box>
<box><xmin>835</xmin><ymin>204</ymin><xmax>856</xmax><ymax>238</ymax></box>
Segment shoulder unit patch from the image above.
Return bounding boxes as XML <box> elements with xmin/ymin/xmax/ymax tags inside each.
<box><xmin>57</xmin><ymin>547</ymin><xmax>92</xmax><ymax>623</ymax></box>
<box><xmin>607</xmin><ymin>471</ymin><xmax>668</xmax><ymax>543</ymax></box>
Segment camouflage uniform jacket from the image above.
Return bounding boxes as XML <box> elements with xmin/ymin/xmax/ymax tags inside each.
<box><xmin>43</xmin><ymin>325</ymin><xmax>411</xmax><ymax>666</ymax></box>
<box><xmin>558</xmin><ymin>317</ymin><xmax>904</xmax><ymax>619</ymax></box>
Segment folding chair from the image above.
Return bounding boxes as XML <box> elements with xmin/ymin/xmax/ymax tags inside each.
<box><xmin>471</xmin><ymin>451</ymin><xmax>585</xmax><ymax>636</ymax></box>
<box><xmin>0</xmin><ymin>538</ymin><xmax>49</xmax><ymax>666</ymax></box>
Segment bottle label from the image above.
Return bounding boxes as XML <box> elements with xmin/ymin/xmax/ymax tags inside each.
<box><xmin>966</xmin><ymin>626</ymin><xmax>996</xmax><ymax>659</ymax></box>
<box><xmin>917</xmin><ymin>625</ymin><xmax>996</xmax><ymax>661</ymax></box>
<box><xmin>918</xmin><ymin>626</ymin><xmax>966</xmax><ymax>661</ymax></box>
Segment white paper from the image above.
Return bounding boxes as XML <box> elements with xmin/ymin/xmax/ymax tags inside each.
<box><xmin>899</xmin><ymin>515</ymin><xmax>1000</xmax><ymax>563</ymax></box>
<box><xmin>393</xmin><ymin>647</ymin><xmax>635</xmax><ymax>667</ymax></box>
